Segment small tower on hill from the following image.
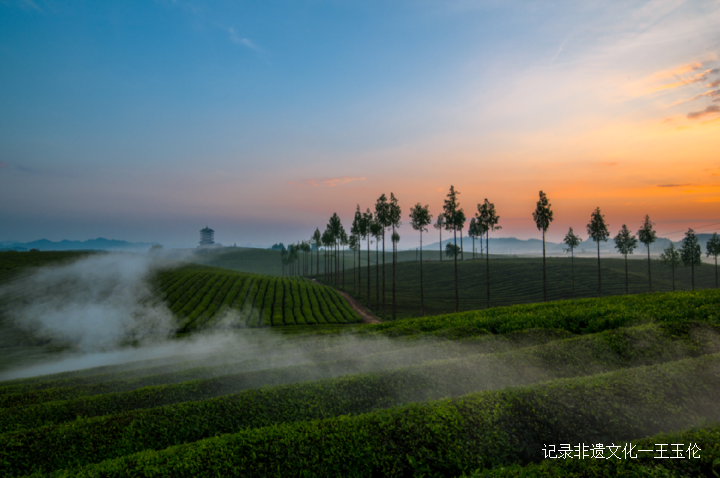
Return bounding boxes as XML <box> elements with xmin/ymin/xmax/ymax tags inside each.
<box><xmin>199</xmin><ymin>226</ymin><xmax>215</xmax><ymax>246</ymax></box>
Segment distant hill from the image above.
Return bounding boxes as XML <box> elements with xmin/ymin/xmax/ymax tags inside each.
<box><xmin>0</xmin><ymin>238</ymin><xmax>158</xmax><ymax>252</ymax></box>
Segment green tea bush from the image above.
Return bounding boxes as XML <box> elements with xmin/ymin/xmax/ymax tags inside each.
<box><xmin>33</xmin><ymin>353</ymin><xmax>720</xmax><ymax>478</ymax></box>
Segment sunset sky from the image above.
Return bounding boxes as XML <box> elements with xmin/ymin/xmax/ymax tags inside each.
<box><xmin>1</xmin><ymin>0</ymin><xmax>719</xmax><ymax>248</ymax></box>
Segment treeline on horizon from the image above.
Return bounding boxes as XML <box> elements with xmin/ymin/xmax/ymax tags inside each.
<box><xmin>277</xmin><ymin>187</ymin><xmax>720</xmax><ymax>319</ymax></box>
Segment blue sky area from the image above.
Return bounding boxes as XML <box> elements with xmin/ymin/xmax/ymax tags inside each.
<box><xmin>1</xmin><ymin>0</ymin><xmax>719</xmax><ymax>248</ymax></box>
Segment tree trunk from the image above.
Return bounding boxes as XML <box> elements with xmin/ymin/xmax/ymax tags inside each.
<box><xmin>542</xmin><ymin>229</ymin><xmax>547</xmax><ymax>302</ymax></box>
<box><xmin>382</xmin><ymin>232</ymin><xmax>386</xmax><ymax>317</ymax></box>
<box><xmin>358</xmin><ymin>244</ymin><xmax>362</xmax><ymax>296</ymax></box>
<box><xmin>625</xmin><ymin>253</ymin><xmax>628</xmax><ymax>294</ymax></box>
<box><xmin>472</xmin><ymin>236</ymin><xmax>475</xmax><ymax>260</ymax></box>
<box><xmin>316</xmin><ymin>247</ymin><xmax>319</xmax><ymax>279</ymax></box>
<box><xmin>342</xmin><ymin>246</ymin><xmax>345</xmax><ymax>289</ymax></box>
<box><xmin>439</xmin><ymin>229</ymin><xmax>442</xmax><ymax>261</ymax></box>
<box><xmin>691</xmin><ymin>260</ymin><xmax>695</xmax><ymax>291</ymax></box>
<box><xmin>420</xmin><ymin>231</ymin><xmax>424</xmax><ymax>316</ymax></box>
<box><xmin>392</xmin><ymin>226</ymin><xmax>397</xmax><ymax>320</ymax></box>
<box><xmin>375</xmin><ymin>238</ymin><xmax>379</xmax><ymax>310</ymax></box>
<box><xmin>571</xmin><ymin>248</ymin><xmax>575</xmax><ymax>298</ymax></box>
<box><xmin>715</xmin><ymin>256</ymin><xmax>718</xmax><ymax>289</ymax></box>
<box><xmin>486</xmin><ymin>231</ymin><xmax>490</xmax><ymax>309</ymax></box>
<box><xmin>647</xmin><ymin>245</ymin><xmax>652</xmax><ymax>293</ymax></box>
<box><xmin>353</xmin><ymin>247</ymin><xmax>356</xmax><ymax>293</ymax></box>
<box><xmin>454</xmin><ymin>228</ymin><xmax>459</xmax><ymax>313</ymax></box>
<box><xmin>597</xmin><ymin>241</ymin><xmax>602</xmax><ymax>297</ymax></box>
<box><xmin>367</xmin><ymin>235</ymin><xmax>371</xmax><ymax>307</ymax></box>
<box><xmin>460</xmin><ymin>230</ymin><xmax>464</xmax><ymax>261</ymax></box>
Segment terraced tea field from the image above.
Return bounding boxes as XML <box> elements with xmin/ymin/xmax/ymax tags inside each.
<box><xmin>0</xmin><ymin>289</ymin><xmax>719</xmax><ymax>476</ymax></box>
<box><xmin>1</xmin><ymin>251</ymin><xmax>719</xmax><ymax>476</ymax></box>
<box><xmin>334</xmin><ymin>255</ymin><xmax>720</xmax><ymax>320</ymax></box>
<box><xmin>0</xmin><ymin>252</ymin><xmax>361</xmax><ymax>337</ymax></box>
<box><xmin>152</xmin><ymin>265</ymin><xmax>361</xmax><ymax>330</ymax></box>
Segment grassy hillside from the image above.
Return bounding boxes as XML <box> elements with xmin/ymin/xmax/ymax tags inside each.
<box><xmin>332</xmin><ymin>255</ymin><xmax>719</xmax><ymax>320</ymax></box>
<box><xmin>0</xmin><ymin>290</ymin><xmax>719</xmax><ymax>476</ymax></box>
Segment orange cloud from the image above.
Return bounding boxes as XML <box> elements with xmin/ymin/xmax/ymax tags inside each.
<box><xmin>687</xmin><ymin>105</ymin><xmax>720</xmax><ymax>119</ymax></box>
<box><xmin>651</xmin><ymin>68</ymin><xmax>719</xmax><ymax>94</ymax></box>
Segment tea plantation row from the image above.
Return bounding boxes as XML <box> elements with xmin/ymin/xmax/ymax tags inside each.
<box><xmin>154</xmin><ymin>265</ymin><xmax>361</xmax><ymax>330</ymax></box>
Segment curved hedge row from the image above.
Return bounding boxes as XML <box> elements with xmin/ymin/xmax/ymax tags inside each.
<box><xmin>360</xmin><ymin>289</ymin><xmax>720</xmax><ymax>338</ymax></box>
<box><xmin>27</xmin><ymin>352</ymin><xmax>720</xmax><ymax>477</ymax></box>
<box><xmin>153</xmin><ymin>266</ymin><xmax>360</xmax><ymax>330</ymax></box>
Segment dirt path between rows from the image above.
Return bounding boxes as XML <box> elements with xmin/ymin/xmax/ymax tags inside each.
<box><xmin>336</xmin><ymin>290</ymin><xmax>382</xmax><ymax>324</ymax></box>
<box><xmin>312</xmin><ymin>279</ymin><xmax>382</xmax><ymax>324</ymax></box>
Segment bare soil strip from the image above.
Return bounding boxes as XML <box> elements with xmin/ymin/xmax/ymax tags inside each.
<box><xmin>311</xmin><ymin>279</ymin><xmax>382</xmax><ymax>324</ymax></box>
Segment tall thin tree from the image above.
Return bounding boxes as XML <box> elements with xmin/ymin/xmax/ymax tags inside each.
<box><xmin>340</xmin><ymin>229</ymin><xmax>348</xmax><ymax>289</ymax></box>
<box><xmin>370</xmin><ymin>219</ymin><xmax>383</xmax><ymax>310</ymax></box>
<box><xmin>388</xmin><ymin>193</ymin><xmax>402</xmax><ymax>320</ymax></box>
<box><xmin>329</xmin><ymin>213</ymin><xmax>344</xmax><ymax>287</ymax></box>
<box><xmin>351</xmin><ymin>206</ymin><xmax>362</xmax><ymax>296</ymax></box>
<box><xmin>680</xmin><ymin>228</ymin><xmax>702</xmax><ymax>291</ymax></box>
<box><xmin>562</xmin><ymin>227</ymin><xmax>582</xmax><ymax>298</ymax></box>
<box><xmin>434</xmin><ymin>214</ymin><xmax>445</xmax><ymax>261</ymax></box>
<box><xmin>375</xmin><ymin>194</ymin><xmax>390</xmax><ymax>316</ymax></box>
<box><xmin>443</xmin><ymin>186</ymin><xmax>464</xmax><ymax>313</ymax></box>
<box><xmin>409</xmin><ymin>203</ymin><xmax>432</xmax><ymax>316</ymax></box>
<box><xmin>312</xmin><ymin>228</ymin><xmax>322</xmax><ymax>277</ymax></box>
<box><xmin>468</xmin><ymin>218</ymin><xmax>477</xmax><ymax>260</ymax></box>
<box><xmin>637</xmin><ymin>215</ymin><xmax>657</xmax><ymax>293</ymax></box>
<box><xmin>322</xmin><ymin>228</ymin><xmax>334</xmax><ymax>282</ymax></box>
<box><xmin>706</xmin><ymin>232</ymin><xmax>720</xmax><ymax>289</ymax></box>
<box><xmin>586</xmin><ymin>207</ymin><xmax>610</xmax><ymax>297</ymax></box>
<box><xmin>532</xmin><ymin>190</ymin><xmax>554</xmax><ymax>302</ymax></box>
<box><xmin>659</xmin><ymin>243</ymin><xmax>680</xmax><ymax>292</ymax></box>
<box><xmin>477</xmin><ymin>199</ymin><xmax>501</xmax><ymax>309</ymax></box>
<box><xmin>348</xmin><ymin>234</ymin><xmax>359</xmax><ymax>293</ymax></box>
<box><xmin>362</xmin><ymin>208</ymin><xmax>374</xmax><ymax>307</ymax></box>
<box><xmin>392</xmin><ymin>230</ymin><xmax>400</xmax><ymax>318</ymax></box>
<box><xmin>614</xmin><ymin>224</ymin><xmax>639</xmax><ymax>295</ymax></box>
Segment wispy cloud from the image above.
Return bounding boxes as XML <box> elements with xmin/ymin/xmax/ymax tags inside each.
<box><xmin>228</xmin><ymin>28</ymin><xmax>264</xmax><ymax>53</ymax></box>
<box><xmin>19</xmin><ymin>0</ymin><xmax>41</xmax><ymax>11</ymax></box>
<box><xmin>658</xmin><ymin>183</ymin><xmax>692</xmax><ymax>188</ymax></box>
<box><xmin>288</xmin><ymin>177</ymin><xmax>366</xmax><ymax>188</ymax></box>
<box><xmin>708</xmin><ymin>80</ymin><xmax>720</xmax><ymax>88</ymax></box>
<box><xmin>599</xmin><ymin>162</ymin><xmax>618</xmax><ymax>167</ymax></box>
<box><xmin>651</xmin><ymin>68</ymin><xmax>719</xmax><ymax>94</ymax></box>
<box><xmin>687</xmin><ymin>105</ymin><xmax>720</xmax><ymax>119</ymax></box>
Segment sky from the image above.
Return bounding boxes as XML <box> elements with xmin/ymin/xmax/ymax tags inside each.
<box><xmin>1</xmin><ymin>0</ymin><xmax>719</xmax><ymax>248</ymax></box>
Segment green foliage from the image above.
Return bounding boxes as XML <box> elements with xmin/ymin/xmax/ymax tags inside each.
<box><xmin>562</xmin><ymin>227</ymin><xmax>582</xmax><ymax>252</ymax></box>
<box><xmin>681</xmin><ymin>228</ymin><xmax>702</xmax><ymax>267</ymax></box>
<box><xmin>532</xmin><ymin>190</ymin><xmax>553</xmax><ymax>233</ymax></box>
<box><xmin>359</xmin><ymin>289</ymin><xmax>720</xmax><ymax>338</ymax></box>
<box><xmin>638</xmin><ymin>214</ymin><xmax>657</xmax><ymax>247</ymax></box>
<box><xmin>613</xmin><ymin>224</ymin><xmax>638</xmax><ymax>256</ymax></box>
<box><xmin>586</xmin><ymin>207</ymin><xmax>609</xmax><ymax>243</ymax></box>
<box><xmin>707</xmin><ymin>232</ymin><xmax>720</xmax><ymax>258</ymax></box>
<box><xmin>446</xmin><ymin>242</ymin><xmax>461</xmax><ymax>258</ymax></box>
<box><xmin>5</xmin><ymin>322</ymin><xmax>720</xmax><ymax>475</ymax></box>
<box><xmin>659</xmin><ymin>243</ymin><xmax>681</xmax><ymax>268</ymax></box>
<box><xmin>33</xmin><ymin>353</ymin><xmax>720</xmax><ymax>477</ymax></box>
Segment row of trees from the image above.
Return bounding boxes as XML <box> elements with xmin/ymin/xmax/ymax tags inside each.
<box><xmin>282</xmin><ymin>187</ymin><xmax>720</xmax><ymax>319</ymax></box>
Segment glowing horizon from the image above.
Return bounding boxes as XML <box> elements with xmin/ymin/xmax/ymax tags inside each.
<box><xmin>1</xmin><ymin>1</ymin><xmax>719</xmax><ymax>248</ymax></box>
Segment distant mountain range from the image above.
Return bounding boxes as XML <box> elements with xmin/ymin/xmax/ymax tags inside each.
<box><xmin>420</xmin><ymin>234</ymin><xmax>717</xmax><ymax>255</ymax></box>
<box><xmin>0</xmin><ymin>238</ymin><xmax>159</xmax><ymax>252</ymax></box>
